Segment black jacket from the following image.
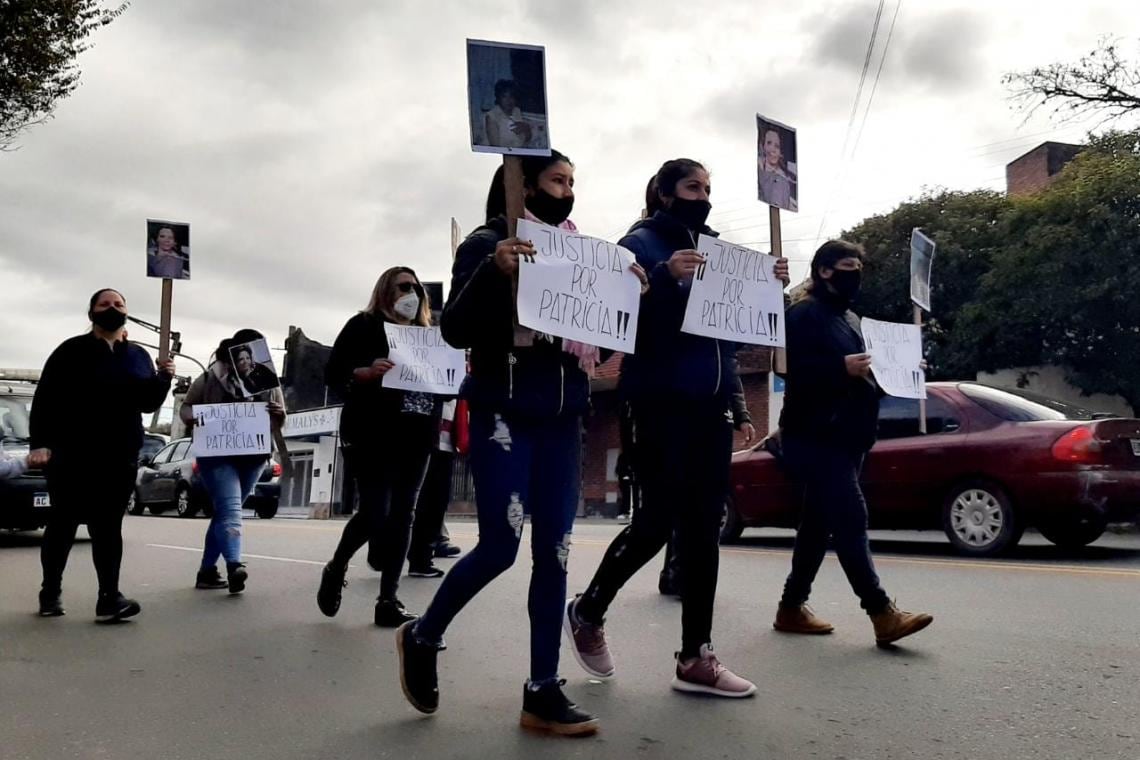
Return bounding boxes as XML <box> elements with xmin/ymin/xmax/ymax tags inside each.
<box><xmin>325</xmin><ymin>312</ymin><xmax>440</xmax><ymax>446</ymax></box>
<box><xmin>441</xmin><ymin>215</ymin><xmax>589</xmax><ymax>419</ymax></box>
<box><xmin>30</xmin><ymin>334</ymin><xmax>171</xmax><ymax>467</ymax></box>
<box><xmin>778</xmin><ymin>292</ymin><xmax>880</xmax><ymax>452</ymax></box>
<box><xmin>617</xmin><ymin>211</ymin><xmax>750</xmax><ymax>424</ymax></box>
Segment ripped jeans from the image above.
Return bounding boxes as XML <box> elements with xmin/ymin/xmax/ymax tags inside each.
<box><xmin>415</xmin><ymin>409</ymin><xmax>581</xmax><ymax>685</ymax></box>
<box><xmin>197</xmin><ymin>456</ymin><xmax>266</xmax><ymax>569</ymax></box>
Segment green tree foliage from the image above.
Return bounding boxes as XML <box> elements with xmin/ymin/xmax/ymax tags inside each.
<box><xmin>0</xmin><ymin>0</ymin><xmax>126</xmax><ymax>148</ymax></box>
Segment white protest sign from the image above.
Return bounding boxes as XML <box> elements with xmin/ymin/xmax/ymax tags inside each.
<box><xmin>515</xmin><ymin>218</ymin><xmax>641</xmax><ymax>353</ymax></box>
<box><xmin>862</xmin><ymin>318</ymin><xmax>926</xmax><ymax>400</ymax></box>
<box><xmin>382</xmin><ymin>325</ymin><xmax>467</xmax><ymax>394</ymax></box>
<box><xmin>681</xmin><ymin>235</ymin><xmax>786</xmax><ymax>346</ymax></box>
<box><xmin>910</xmin><ymin>228</ymin><xmax>936</xmax><ymax>313</ymax></box>
<box><xmin>283</xmin><ymin>406</ymin><xmax>342</xmax><ymax>438</ymax></box>
<box><xmin>191</xmin><ymin>402</ymin><xmax>272</xmax><ymax>457</ymax></box>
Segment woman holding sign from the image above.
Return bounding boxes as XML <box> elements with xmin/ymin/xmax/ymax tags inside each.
<box><xmin>772</xmin><ymin>241</ymin><xmax>932</xmax><ymax>645</ymax></box>
<box><xmin>566</xmin><ymin>158</ymin><xmax>788</xmax><ymax>698</ymax></box>
<box><xmin>30</xmin><ymin>288</ymin><xmax>175</xmax><ymax>621</ymax></box>
<box><xmin>317</xmin><ymin>267</ymin><xmax>440</xmax><ymax>628</ymax></box>
<box><xmin>397</xmin><ymin>150</ymin><xmax>611</xmax><ymax>736</ymax></box>
<box><xmin>180</xmin><ymin>329</ymin><xmax>286</xmax><ymax>594</ymax></box>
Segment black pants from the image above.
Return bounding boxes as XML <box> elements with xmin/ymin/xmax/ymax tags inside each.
<box><xmin>41</xmin><ymin>461</ymin><xmax>137</xmax><ymax>597</ymax></box>
<box><xmin>407</xmin><ymin>449</ymin><xmax>454</xmax><ymax>568</ymax></box>
<box><xmin>579</xmin><ymin>400</ymin><xmax>732</xmax><ymax>656</ymax></box>
<box><xmin>779</xmin><ymin>436</ymin><xmax>891</xmax><ymax>614</ymax></box>
<box><xmin>331</xmin><ymin>417</ymin><xmax>434</xmax><ymax>600</ymax></box>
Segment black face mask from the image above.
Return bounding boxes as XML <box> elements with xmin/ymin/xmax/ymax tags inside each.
<box><xmin>526</xmin><ymin>189</ymin><xmax>574</xmax><ymax>226</ymax></box>
<box><xmin>668</xmin><ymin>198</ymin><xmax>712</xmax><ymax>231</ymax></box>
<box><xmin>90</xmin><ymin>307</ymin><xmax>127</xmax><ymax>332</ymax></box>
<box><xmin>828</xmin><ymin>269</ymin><xmax>862</xmax><ymax>302</ymax></box>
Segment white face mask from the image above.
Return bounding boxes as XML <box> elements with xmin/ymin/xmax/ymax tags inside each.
<box><xmin>394</xmin><ymin>292</ymin><xmax>420</xmax><ymax>320</ymax></box>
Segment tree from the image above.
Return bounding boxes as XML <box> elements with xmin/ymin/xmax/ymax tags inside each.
<box><xmin>1004</xmin><ymin>38</ymin><xmax>1140</xmax><ymax>125</ymax></box>
<box><xmin>957</xmin><ymin>129</ymin><xmax>1140</xmax><ymax>413</ymax></box>
<box><xmin>840</xmin><ymin>190</ymin><xmax>1011</xmax><ymax>380</ymax></box>
<box><xmin>0</xmin><ymin>0</ymin><xmax>126</xmax><ymax>149</ymax></box>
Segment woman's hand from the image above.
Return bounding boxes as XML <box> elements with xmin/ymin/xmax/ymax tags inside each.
<box><xmin>494</xmin><ymin>237</ymin><xmax>535</xmax><ymax>277</ymax></box>
<box><xmin>267</xmin><ymin>401</ymin><xmax>286</xmax><ymax>421</ymax></box>
<box><xmin>630</xmin><ymin>262</ymin><xmax>650</xmax><ymax>295</ymax></box>
<box><xmin>667</xmin><ymin>249</ymin><xmax>705</xmax><ymax>281</ymax></box>
<box><xmin>738</xmin><ymin>422</ymin><xmax>757</xmax><ymax>445</ymax></box>
<box><xmin>28</xmin><ymin>448</ymin><xmax>51</xmax><ymax>468</ymax></box>
<box><xmin>370</xmin><ymin>359</ymin><xmax>395</xmax><ymax>381</ymax></box>
<box><xmin>845</xmin><ymin>353</ymin><xmax>873</xmax><ymax>378</ymax></box>
<box><xmin>156</xmin><ymin>359</ymin><xmax>176</xmax><ymax>378</ymax></box>
<box><xmin>773</xmin><ymin>257</ymin><xmax>790</xmax><ymax>285</ymax></box>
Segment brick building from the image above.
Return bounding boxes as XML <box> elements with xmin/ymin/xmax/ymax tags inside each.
<box><xmin>1005</xmin><ymin>141</ymin><xmax>1082</xmax><ymax>197</ymax></box>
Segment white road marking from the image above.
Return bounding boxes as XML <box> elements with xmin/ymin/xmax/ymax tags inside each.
<box><xmin>146</xmin><ymin>543</ymin><xmax>330</xmax><ymax>566</ymax></box>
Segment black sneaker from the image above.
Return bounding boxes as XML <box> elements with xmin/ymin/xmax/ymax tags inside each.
<box><xmin>317</xmin><ymin>562</ymin><xmax>347</xmax><ymax>617</ymax></box>
<box><xmin>38</xmin><ymin>590</ymin><xmax>64</xmax><ymax>617</ymax></box>
<box><xmin>396</xmin><ymin>620</ymin><xmax>439</xmax><ymax>714</ymax></box>
<box><xmin>95</xmin><ymin>592</ymin><xmax>141</xmax><ymax>623</ymax></box>
<box><xmin>433</xmin><ymin>542</ymin><xmax>462</xmax><ymax>559</ymax></box>
<box><xmin>226</xmin><ymin>563</ymin><xmax>248</xmax><ymax>595</ymax></box>
<box><xmin>520</xmin><ymin>680</ymin><xmax>599</xmax><ymax>736</ymax></box>
<box><xmin>196</xmin><ymin>567</ymin><xmax>228</xmax><ymax>590</ymax></box>
<box><xmin>375</xmin><ymin>597</ymin><xmax>417</xmax><ymax>628</ymax></box>
<box><xmin>658</xmin><ymin>571</ymin><xmax>681</xmax><ymax>598</ymax></box>
<box><xmin>408</xmin><ymin>563</ymin><xmax>445</xmax><ymax>579</ymax></box>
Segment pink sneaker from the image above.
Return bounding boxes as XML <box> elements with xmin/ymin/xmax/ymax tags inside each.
<box><xmin>563</xmin><ymin>596</ymin><xmax>615</xmax><ymax>679</ymax></box>
<box><xmin>671</xmin><ymin>645</ymin><xmax>756</xmax><ymax>698</ymax></box>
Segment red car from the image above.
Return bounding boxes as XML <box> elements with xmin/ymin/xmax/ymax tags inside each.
<box><xmin>725</xmin><ymin>382</ymin><xmax>1140</xmax><ymax>557</ymax></box>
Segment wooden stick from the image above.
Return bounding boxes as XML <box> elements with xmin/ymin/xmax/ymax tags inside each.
<box><xmin>158</xmin><ymin>278</ymin><xmax>173</xmax><ymax>363</ymax></box>
<box><xmin>769</xmin><ymin>206</ymin><xmax>787</xmax><ymax>375</ymax></box>
<box><xmin>503</xmin><ymin>156</ymin><xmax>525</xmax><ymax>237</ymax></box>
<box><xmin>915</xmin><ymin>303</ymin><xmax>927</xmax><ymax>434</ymax></box>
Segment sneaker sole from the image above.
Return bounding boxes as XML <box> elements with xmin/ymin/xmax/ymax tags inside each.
<box><xmin>95</xmin><ymin>604</ymin><xmax>141</xmax><ymax>624</ymax></box>
<box><xmin>520</xmin><ymin>711</ymin><xmax>599</xmax><ymax>736</ymax></box>
<box><xmin>876</xmin><ymin>615</ymin><xmax>934</xmax><ymax>646</ymax></box>
<box><xmin>408</xmin><ymin>571</ymin><xmax>445</xmax><ymax>578</ymax></box>
<box><xmin>562</xmin><ymin>598</ymin><xmax>615</xmax><ymax>680</ymax></box>
<box><xmin>395</xmin><ymin>622</ymin><xmax>438</xmax><ymax>715</ymax></box>
<box><xmin>670</xmin><ymin>677</ymin><xmax>757</xmax><ymax>698</ymax></box>
<box><xmin>196</xmin><ymin>583</ymin><xmax>229</xmax><ymax>590</ymax></box>
<box><xmin>773</xmin><ymin>622</ymin><xmax>835</xmax><ymax>635</ymax></box>
<box><xmin>38</xmin><ymin>609</ymin><xmax>65</xmax><ymax>617</ymax></box>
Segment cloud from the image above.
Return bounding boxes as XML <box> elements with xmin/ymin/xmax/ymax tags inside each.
<box><xmin>897</xmin><ymin>9</ymin><xmax>989</xmax><ymax>91</ymax></box>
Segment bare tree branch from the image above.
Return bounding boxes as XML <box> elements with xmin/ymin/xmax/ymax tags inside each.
<box><xmin>1004</xmin><ymin>38</ymin><xmax>1140</xmax><ymax>125</ymax></box>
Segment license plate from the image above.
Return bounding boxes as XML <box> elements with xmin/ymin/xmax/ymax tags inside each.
<box><xmin>33</xmin><ymin>493</ymin><xmax>51</xmax><ymax>508</ymax></box>
<box><xmin>1131</xmin><ymin>439</ymin><xmax>1140</xmax><ymax>457</ymax></box>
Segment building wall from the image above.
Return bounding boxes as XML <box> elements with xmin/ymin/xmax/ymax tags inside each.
<box><xmin>977</xmin><ymin>366</ymin><xmax>1134</xmax><ymax>417</ymax></box>
<box><xmin>1006</xmin><ymin>142</ymin><xmax>1082</xmax><ymax>197</ymax></box>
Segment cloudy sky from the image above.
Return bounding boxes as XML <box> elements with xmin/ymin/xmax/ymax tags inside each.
<box><xmin>1</xmin><ymin>0</ymin><xmax>1136</xmax><ymax>381</ymax></box>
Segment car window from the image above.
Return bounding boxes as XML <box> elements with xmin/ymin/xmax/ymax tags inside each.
<box><xmin>0</xmin><ymin>396</ymin><xmax>32</xmax><ymax>440</ymax></box>
<box><xmin>959</xmin><ymin>383</ymin><xmax>1094</xmax><ymax>422</ymax></box>
<box><xmin>151</xmin><ymin>444</ymin><xmax>178</xmax><ymax>465</ymax></box>
<box><xmin>926</xmin><ymin>396</ymin><xmax>961</xmax><ymax>434</ymax></box>
<box><xmin>170</xmin><ymin>441</ymin><xmax>192</xmax><ymax>462</ymax></box>
<box><xmin>877</xmin><ymin>396</ymin><xmax>961</xmax><ymax>440</ymax></box>
<box><xmin>140</xmin><ymin>436</ymin><xmax>166</xmax><ymax>461</ymax></box>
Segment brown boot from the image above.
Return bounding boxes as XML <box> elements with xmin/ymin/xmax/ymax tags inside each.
<box><xmin>870</xmin><ymin>602</ymin><xmax>933</xmax><ymax>646</ymax></box>
<box><xmin>773</xmin><ymin>604</ymin><xmax>835</xmax><ymax>635</ymax></box>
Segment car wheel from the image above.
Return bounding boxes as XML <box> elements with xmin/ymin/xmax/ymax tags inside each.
<box><xmin>127</xmin><ymin>489</ymin><xmax>146</xmax><ymax>516</ymax></box>
<box><xmin>255</xmin><ymin>501</ymin><xmax>278</xmax><ymax>520</ymax></box>
<box><xmin>1037</xmin><ymin>515</ymin><xmax>1107</xmax><ymax>549</ymax></box>
<box><xmin>175</xmin><ymin>485</ymin><xmax>197</xmax><ymax>518</ymax></box>
<box><xmin>942</xmin><ymin>481</ymin><xmax>1022</xmax><ymax>557</ymax></box>
<box><xmin>720</xmin><ymin>498</ymin><xmax>744</xmax><ymax>544</ymax></box>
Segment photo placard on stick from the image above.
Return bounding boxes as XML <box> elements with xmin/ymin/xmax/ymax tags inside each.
<box><xmin>146</xmin><ymin>219</ymin><xmax>191</xmax><ymax>280</ymax></box>
<box><xmin>862</xmin><ymin>318</ymin><xmax>926</xmax><ymax>400</ymax></box>
<box><xmin>515</xmin><ymin>218</ymin><xmax>642</xmax><ymax>353</ymax></box>
<box><xmin>228</xmin><ymin>338</ymin><xmax>280</xmax><ymax>398</ymax></box>
<box><xmin>191</xmin><ymin>402</ymin><xmax>271</xmax><ymax>458</ymax></box>
<box><xmin>910</xmin><ymin>228</ymin><xmax>936</xmax><ymax>312</ymax></box>
<box><xmin>757</xmin><ymin>114</ymin><xmax>799</xmax><ymax>213</ymax></box>
<box><xmin>382</xmin><ymin>325</ymin><xmax>467</xmax><ymax>395</ymax></box>
<box><xmin>681</xmin><ymin>235</ymin><xmax>786</xmax><ymax>347</ymax></box>
<box><xmin>467</xmin><ymin>39</ymin><xmax>551</xmax><ymax>156</ymax></box>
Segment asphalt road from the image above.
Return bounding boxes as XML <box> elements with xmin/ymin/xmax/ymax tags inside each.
<box><xmin>2</xmin><ymin>516</ymin><xmax>1138</xmax><ymax>760</ymax></box>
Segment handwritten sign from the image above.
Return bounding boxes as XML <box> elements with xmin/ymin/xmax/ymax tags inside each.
<box><xmin>516</xmin><ymin>218</ymin><xmax>641</xmax><ymax>353</ymax></box>
<box><xmin>382</xmin><ymin>325</ymin><xmax>466</xmax><ymax>394</ymax></box>
<box><xmin>681</xmin><ymin>235</ymin><xmax>786</xmax><ymax>346</ymax></box>
<box><xmin>191</xmin><ymin>402</ymin><xmax>271</xmax><ymax>457</ymax></box>
<box><xmin>910</xmin><ymin>228</ymin><xmax>936</xmax><ymax>313</ymax></box>
<box><xmin>862</xmin><ymin>318</ymin><xmax>926</xmax><ymax>400</ymax></box>
<box><xmin>283</xmin><ymin>406</ymin><xmax>342</xmax><ymax>438</ymax></box>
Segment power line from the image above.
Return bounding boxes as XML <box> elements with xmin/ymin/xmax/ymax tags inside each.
<box><xmin>850</xmin><ymin>0</ymin><xmax>902</xmax><ymax>168</ymax></box>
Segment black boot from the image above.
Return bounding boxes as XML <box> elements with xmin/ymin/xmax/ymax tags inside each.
<box><xmin>396</xmin><ymin>621</ymin><xmax>440</xmax><ymax>714</ymax></box>
<box><xmin>520</xmin><ymin>680</ymin><xmax>599</xmax><ymax>736</ymax></box>
<box><xmin>196</xmin><ymin>567</ymin><xmax>228</xmax><ymax>590</ymax></box>
<box><xmin>38</xmin><ymin>589</ymin><xmax>64</xmax><ymax>617</ymax></box>
<box><xmin>226</xmin><ymin>562</ymin><xmax>248</xmax><ymax>594</ymax></box>
<box><xmin>375</xmin><ymin>597</ymin><xmax>417</xmax><ymax>628</ymax></box>
<box><xmin>317</xmin><ymin>562</ymin><xmax>347</xmax><ymax>617</ymax></box>
<box><xmin>95</xmin><ymin>592</ymin><xmax>141</xmax><ymax>623</ymax></box>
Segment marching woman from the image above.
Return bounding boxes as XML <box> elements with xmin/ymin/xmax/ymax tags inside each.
<box><xmin>316</xmin><ymin>267</ymin><xmax>440</xmax><ymax>626</ymax></box>
<box><xmin>30</xmin><ymin>288</ymin><xmax>174</xmax><ymax>620</ymax></box>
<box><xmin>566</xmin><ymin>159</ymin><xmax>788</xmax><ymax>697</ymax></box>
<box><xmin>771</xmin><ymin>241</ymin><xmax>932</xmax><ymax>644</ymax></box>
<box><xmin>396</xmin><ymin>150</ymin><xmax>645</xmax><ymax>736</ymax></box>
<box><xmin>180</xmin><ymin>329</ymin><xmax>286</xmax><ymax>594</ymax></box>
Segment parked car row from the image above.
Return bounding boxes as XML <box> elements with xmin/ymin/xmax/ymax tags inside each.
<box><xmin>725</xmin><ymin>382</ymin><xmax>1140</xmax><ymax>557</ymax></box>
<box><xmin>0</xmin><ymin>382</ymin><xmax>50</xmax><ymax>531</ymax></box>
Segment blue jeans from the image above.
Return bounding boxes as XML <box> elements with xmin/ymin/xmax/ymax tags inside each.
<box><xmin>415</xmin><ymin>410</ymin><xmax>581</xmax><ymax>685</ymax></box>
<box><xmin>198</xmin><ymin>456</ymin><xmax>266</xmax><ymax>568</ymax></box>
